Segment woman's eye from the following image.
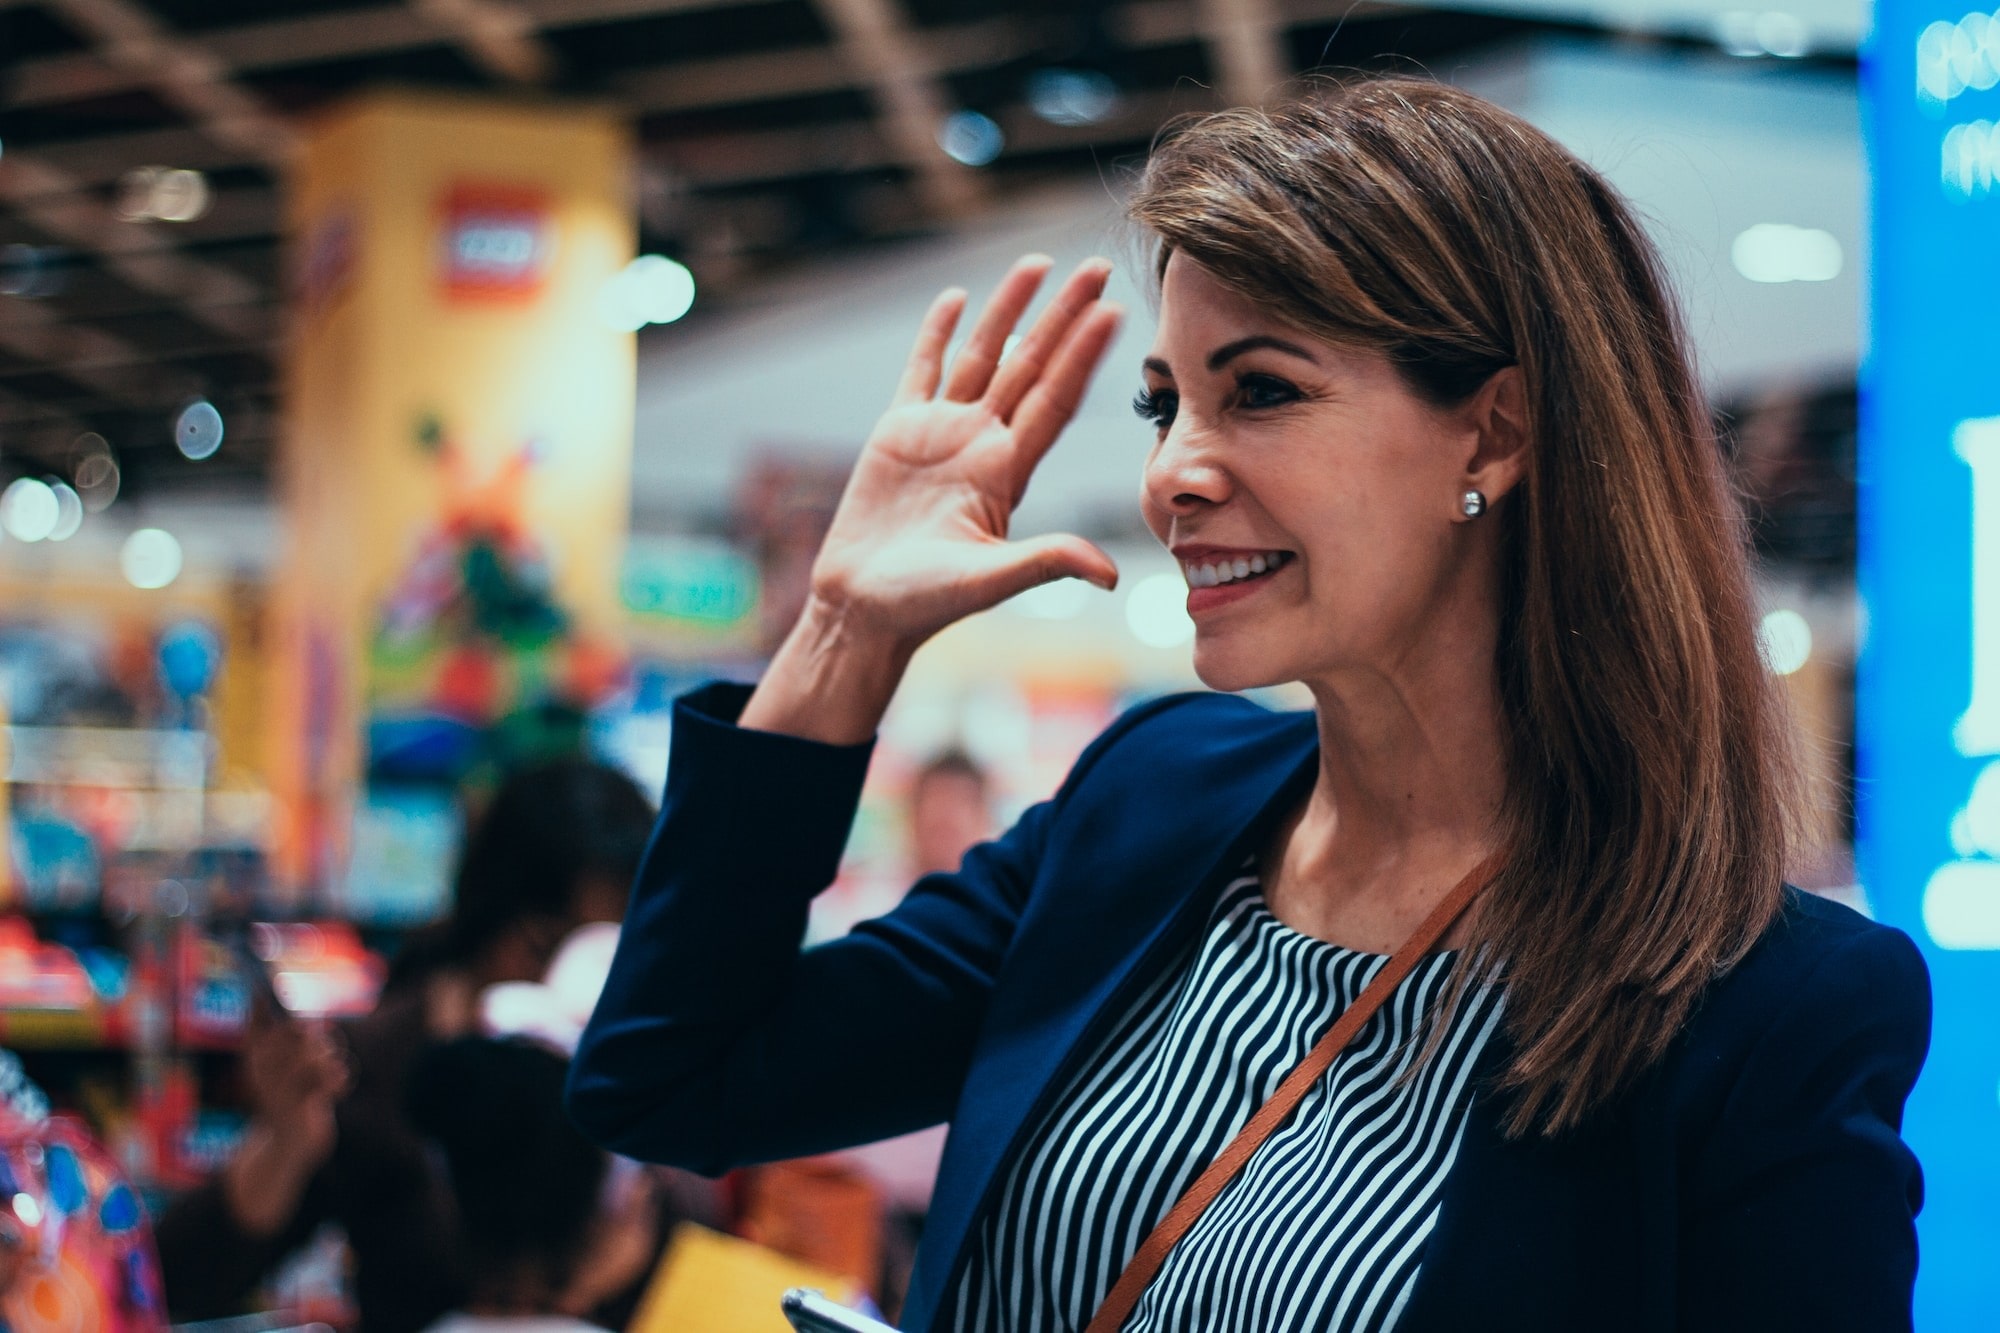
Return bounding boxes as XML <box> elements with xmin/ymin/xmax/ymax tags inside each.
<box><xmin>1132</xmin><ymin>387</ymin><xmax>1178</xmax><ymax>429</ymax></box>
<box><xmin>1237</xmin><ymin>374</ymin><xmax>1300</xmax><ymax>410</ymax></box>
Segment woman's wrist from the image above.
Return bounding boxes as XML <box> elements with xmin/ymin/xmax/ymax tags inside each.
<box><xmin>738</xmin><ymin>595</ymin><xmax>915</xmax><ymax>746</ymax></box>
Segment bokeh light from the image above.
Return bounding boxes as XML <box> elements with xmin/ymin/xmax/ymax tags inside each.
<box><xmin>1126</xmin><ymin>572</ymin><xmax>1195</xmax><ymax>648</ymax></box>
<box><xmin>1732</xmin><ymin>224</ymin><xmax>1843</xmax><ymax>283</ymax></box>
<box><xmin>597</xmin><ymin>254</ymin><xmax>697</xmax><ymax>331</ymax></box>
<box><xmin>937</xmin><ymin>110</ymin><xmax>1005</xmax><ymax>167</ymax></box>
<box><xmin>1</xmin><ymin>478</ymin><xmax>59</xmax><ymax>542</ymax></box>
<box><xmin>175</xmin><ymin>400</ymin><xmax>225</xmax><ymax>460</ymax></box>
<box><xmin>121</xmin><ymin>528</ymin><xmax>184</xmax><ymax>590</ymax></box>
<box><xmin>1759</xmin><ymin>607</ymin><xmax>1813</xmax><ymax>675</ymax></box>
<box><xmin>47</xmin><ymin>482</ymin><xmax>82</xmax><ymax>542</ymax></box>
<box><xmin>1027</xmin><ymin>68</ymin><xmax>1120</xmax><ymax>126</ymax></box>
<box><xmin>72</xmin><ymin>434</ymin><xmax>121</xmax><ymax>513</ymax></box>
<box><xmin>116</xmin><ymin>166</ymin><xmax>210</xmax><ymax>223</ymax></box>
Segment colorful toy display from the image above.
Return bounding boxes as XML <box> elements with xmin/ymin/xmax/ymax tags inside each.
<box><xmin>0</xmin><ymin>1055</ymin><xmax>166</xmax><ymax>1333</ymax></box>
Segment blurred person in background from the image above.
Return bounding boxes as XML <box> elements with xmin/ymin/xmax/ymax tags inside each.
<box><xmin>155</xmin><ymin>758</ymin><xmax>657</xmax><ymax>1333</ymax></box>
<box><xmin>406</xmin><ymin>1036</ymin><xmax>650</xmax><ymax>1333</ymax></box>
<box><xmin>571</xmin><ymin>77</ymin><xmax>1929</xmax><ymax>1333</ymax></box>
<box><xmin>906</xmin><ymin>750</ymin><xmax>993</xmax><ymax>879</ymax></box>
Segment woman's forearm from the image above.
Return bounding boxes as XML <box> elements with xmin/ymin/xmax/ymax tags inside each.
<box><xmin>739</xmin><ymin>596</ymin><xmax>914</xmax><ymax>746</ymax></box>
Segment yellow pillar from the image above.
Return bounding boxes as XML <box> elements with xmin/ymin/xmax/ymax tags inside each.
<box><xmin>272</xmin><ymin>92</ymin><xmax>635</xmax><ymax>897</ymax></box>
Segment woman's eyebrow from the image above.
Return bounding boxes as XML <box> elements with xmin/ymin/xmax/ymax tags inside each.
<box><xmin>1142</xmin><ymin>356</ymin><xmax>1172</xmax><ymax>378</ymax></box>
<box><xmin>1207</xmin><ymin>335</ymin><xmax>1319</xmax><ymax>371</ymax></box>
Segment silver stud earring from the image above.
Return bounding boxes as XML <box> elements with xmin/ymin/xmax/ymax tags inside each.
<box><xmin>1460</xmin><ymin>489</ymin><xmax>1487</xmax><ymax>519</ymax></box>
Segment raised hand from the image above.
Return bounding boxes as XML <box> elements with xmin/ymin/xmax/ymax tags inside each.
<box><xmin>741</xmin><ymin>256</ymin><xmax>1124</xmax><ymax>744</ymax></box>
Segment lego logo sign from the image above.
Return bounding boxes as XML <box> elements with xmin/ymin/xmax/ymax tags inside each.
<box><xmin>438</xmin><ymin>184</ymin><xmax>552</xmax><ymax>300</ymax></box>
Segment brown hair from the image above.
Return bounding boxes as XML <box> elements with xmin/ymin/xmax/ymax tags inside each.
<box><xmin>1130</xmin><ymin>77</ymin><xmax>1801</xmax><ymax>1137</ymax></box>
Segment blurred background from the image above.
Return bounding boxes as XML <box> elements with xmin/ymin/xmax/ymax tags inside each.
<box><xmin>0</xmin><ymin>0</ymin><xmax>1992</xmax><ymax>1328</ymax></box>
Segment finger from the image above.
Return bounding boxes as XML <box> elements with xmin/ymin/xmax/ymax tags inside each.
<box><xmin>1007</xmin><ymin>302</ymin><xmax>1125</xmax><ymax>483</ymax></box>
<box><xmin>941</xmin><ymin>255</ymin><xmax>1054</xmax><ymax>403</ymax></box>
<box><xmin>987</xmin><ymin>258</ymin><xmax>1112</xmax><ymax>422</ymax></box>
<box><xmin>893</xmin><ymin>286</ymin><xmax>967</xmax><ymax>406</ymax></box>
<box><xmin>972</xmin><ymin>534</ymin><xmax>1121</xmax><ymax>605</ymax></box>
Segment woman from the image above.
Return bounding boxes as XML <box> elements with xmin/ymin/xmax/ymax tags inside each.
<box><xmin>569</xmin><ymin>80</ymin><xmax>1929</xmax><ymax>1332</ymax></box>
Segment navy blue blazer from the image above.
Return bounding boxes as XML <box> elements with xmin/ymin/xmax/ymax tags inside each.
<box><xmin>568</xmin><ymin>682</ymin><xmax>1931</xmax><ymax>1332</ymax></box>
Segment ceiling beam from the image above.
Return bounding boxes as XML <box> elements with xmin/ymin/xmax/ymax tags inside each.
<box><xmin>0</xmin><ymin>299</ymin><xmax>174</xmax><ymax>408</ymax></box>
<box><xmin>651</xmin><ymin>85</ymin><xmax>1210</xmax><ymax>189</ymax></box>
<box><xmin>0</xmin><ymin>153</ymin><xmax>270</xmax><ymax>343</ymax></box>
<box><xmin>409</xmin><ymin>0</ymin><xmax>561</xmax><ymax>85</ymax></box>
<box><xmin>0</xmin><ymin>0</ymin><xmax>287</xmax><ymax>373</ymax></box>
<box><xmin>4</xmin><ymin>0</ymin><xmax>1398</xmax><ymax>119</ymax></box>
<box><xmin>809</xmin><ymin>0</ymin><xmax>987</xmax><ymax>220</ymax></box>
<box><xmin>39</xmin><ymin>0</ymin><xmax>299</xmax><ymax>166</ymax></box>
<box><xmin>1196</xmin><ymin>0</ymin><xmax>1291</xmax><ymax>105</ymax></box>
<box><xmin>619</xmin><ymin>15</ymin><xmax>1040</xmax><ymax>115</ymax></box>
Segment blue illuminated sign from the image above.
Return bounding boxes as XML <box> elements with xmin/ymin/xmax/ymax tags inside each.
<box><xmin>1861</xmin><ymin>2</ymin><xmax>2000</xmax><ymax>1325</ymax></box>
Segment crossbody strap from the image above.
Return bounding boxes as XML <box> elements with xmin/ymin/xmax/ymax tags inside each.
<box><xmin>1082</xmin><ymin>851</ymin><xmax>1504</xmax><ymax>1333</ymax></box>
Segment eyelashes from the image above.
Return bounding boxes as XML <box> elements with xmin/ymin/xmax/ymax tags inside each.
<box><xmin>1131</xmin><ymin>374</ymin><xmax>1302</xmax><ymax>432</ymax></box>
<box><xmin>1132</xmin><ymin>386</ymin><xmax>1178</xmax><ymax>429</ymax></box>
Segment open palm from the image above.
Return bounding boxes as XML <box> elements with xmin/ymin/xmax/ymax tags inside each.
<box><xmin>809</xmin><ymin>255</ymin><xmax>1125</xmax><ymax>652</ymax></box>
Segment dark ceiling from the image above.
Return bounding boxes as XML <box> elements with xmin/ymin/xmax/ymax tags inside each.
<box><xmin>0</xmin><ymin>0</ymin><xmax>1821</xmax><ymax>500</ymax></box>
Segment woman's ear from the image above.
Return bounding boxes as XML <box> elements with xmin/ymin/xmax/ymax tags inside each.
<box><xmin>1461</xmin><ymin>366</ymin><xmax>1531</xmax><ymax>505</ymax></box>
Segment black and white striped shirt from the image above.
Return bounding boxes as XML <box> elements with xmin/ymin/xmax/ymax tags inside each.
<box><xmin>946</xmin><ymin>872</ymin><xmax>1506</xmax><ymax>1333</ymax></box>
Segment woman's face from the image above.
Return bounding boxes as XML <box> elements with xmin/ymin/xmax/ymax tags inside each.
<box><xmin>1139</xmin><ymin>254</ymin><xmax>1514</xmax><ymax>694</ymax></box>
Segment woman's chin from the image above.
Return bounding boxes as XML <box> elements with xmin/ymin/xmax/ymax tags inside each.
<box><xmin>1190</xmin><ymin>641</ymin><xmax>1290</xmax><ymax>695</ymax></box>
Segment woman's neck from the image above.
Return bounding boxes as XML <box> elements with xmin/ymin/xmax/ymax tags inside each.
<box><xmin>1270</xmin><ymin>619</ymin><xmax>1510</xmax><ymax>953</ymax></box>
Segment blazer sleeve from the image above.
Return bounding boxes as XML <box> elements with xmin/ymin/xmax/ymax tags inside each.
<box><xmin>567</xmin><ymin>681</ymin><xmax>1112</xmax><ymax>1175</ymax></box>
<box><xmin>1678</xmin><ymin>921</ymin><xmax>1932</xmax><ymax>1332</ymax></box>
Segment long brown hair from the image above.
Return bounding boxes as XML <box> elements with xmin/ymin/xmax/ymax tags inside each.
<box><xmin>1130</xmin><ymin>77</ymin><xmax>1801</xmax><ymax>1137</ymax></box>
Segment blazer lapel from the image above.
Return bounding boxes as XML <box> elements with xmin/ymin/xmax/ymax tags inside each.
<box><xmin>904</xmin><ymin>706</ymin><xmax>1319</xmax><ymax>1331</ymax></box>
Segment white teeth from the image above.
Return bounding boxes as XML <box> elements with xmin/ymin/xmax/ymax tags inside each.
<box><xmin>1182</xmin><ymin>551</ymin><xmax>1288</xmax><ymax>588</ymax></box>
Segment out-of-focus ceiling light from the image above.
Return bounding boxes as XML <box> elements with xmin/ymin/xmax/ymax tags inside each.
<box><xmin>1715</xmin><ymin>10</ymin><xmax>1810</xmax><ymax>58</ymax></box>
<box><xmin>1759</xmin><ymin>607</ymin><xmax>1813</xmax><ymax>675</ymax></box>
<box><xmin>1</xmin><ymin>478</ymin><xmax>59</xmax><ymax>542</ymax></box>
<box><xmin>1918</xmin><ymin>12</ymin><xmax>2000</xmax><ymax>106</ymax></box>
<box><xmin>937</xmin><ymin>110</ymin><xmax>1005</xmax><ymax>167</ymax></box>
<box><xmin>116</xmin><ymin>166</ymin><xmax>210</xmax><ymax>223</ymax></box>
<box><xmin>1027</xmin><ymin>68</ymin><xmax>1120</xmax><ymax>127</ymax></box>
<box><xmin>122</xmin><ymin>528</ymin><xmax>183</xmax><ymax>590</ymax></box>
<box><xmin>72</xmin><ymin>435</ymin><xmax>121</xmax><ymax>514</ymax></box>
<box><xmin>596</xmin><ymin>254</ymin><xmax>697</xmax><ymax>332</ymax></box>
<box><xmin>1732</xmin><ymin>224</ymin><xmax>1843</xmax><ymax>283</ymax></box>
<box><xmin>47</xmin><ymin>483</ymin><xmax>82</xmax><ymax>542</ymax></box>
<box><xmin>175</xmin><ymin>400</ymin><xmax>225</xmax><ymax>460</ymax></box>
<box><xmin>0</xmin><ymin>243</ymin><xmax>65</xmax><ymax>298</ymax></box>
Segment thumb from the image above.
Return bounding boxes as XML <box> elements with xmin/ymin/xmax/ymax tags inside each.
<box><xmin>977</xmin><ymin>532</ymin><xmax>1120</xmax><ymax>605</ymax></box>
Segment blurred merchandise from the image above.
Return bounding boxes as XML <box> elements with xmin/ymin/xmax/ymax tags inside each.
<box><xmin>627</xmin><ymin>1223</ymin><xmax>867</xmax><ymax>1333</ymax></box>
<box><xmin>0</xmin><ymin>1058</ymin><xmax>168</xmax><ymax>1333</ymax></box>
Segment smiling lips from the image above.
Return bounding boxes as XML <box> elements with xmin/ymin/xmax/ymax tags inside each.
<box><xmin>1182</xmin><ymin>549</ymin><xmax>1293</xmax><ymax>588</ymax></box>
<box><xmin>1177</xmin><ymin>548</ymin><xmax>1294</xmax><ymax>614</ymax></box>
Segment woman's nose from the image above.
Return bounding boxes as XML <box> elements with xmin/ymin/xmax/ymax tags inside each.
<box><xmin>1143</xmin><ymin>424</ymin><xmax>1231</xmax><ymax>516</ymax></box>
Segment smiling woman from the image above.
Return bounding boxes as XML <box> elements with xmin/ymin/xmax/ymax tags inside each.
<box><xmin>568</xmin><ymin>76</ymin><xmax>1930</xmax><ymax>1333</ymax></box>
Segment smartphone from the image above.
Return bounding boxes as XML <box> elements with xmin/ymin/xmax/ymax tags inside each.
<box><xmin>779</xmin><ymin>1289</ymin><xmax>898</xmax><ymax>1333</ymax></box>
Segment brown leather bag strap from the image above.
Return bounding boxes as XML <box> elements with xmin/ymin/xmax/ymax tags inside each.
<box><xmin>1082</xmin><ymin>851</ymin><xmax>1504</xmax><ymax>1333</ymax></box>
